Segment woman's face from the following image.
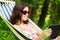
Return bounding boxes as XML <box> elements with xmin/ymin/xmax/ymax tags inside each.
<box><xmin>21</xmin><ymin>6</ymin><xmax>29</xmax><ymax>21</ymax></box>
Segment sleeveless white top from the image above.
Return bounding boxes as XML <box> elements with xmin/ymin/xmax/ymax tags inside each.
<box><xmin>21</xmin><ymin>26</ymin><xmax>38</xmax><ymax>40</ymax></box>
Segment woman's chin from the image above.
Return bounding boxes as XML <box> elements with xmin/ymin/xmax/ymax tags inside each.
<box><xmin>24</xmin><ymin>19</ymin><xmax>28</xmax><ymax>21</ymax></box>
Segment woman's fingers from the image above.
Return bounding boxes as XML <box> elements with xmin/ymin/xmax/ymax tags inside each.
<box><xmin>44</xmin><ymin>28</ymin><xmax>52</xmax><ymax>36</ymax></box>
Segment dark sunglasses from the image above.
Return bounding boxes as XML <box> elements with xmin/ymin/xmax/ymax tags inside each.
<box><xmin>22</xmin><ymin>11</ymin><xmax>30</xmax><ymax>15</ymax></box>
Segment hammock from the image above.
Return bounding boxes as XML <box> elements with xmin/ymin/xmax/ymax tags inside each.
<box><xmin>0</xmin><ymin>1</ymin><xmax>43</xmax><ymax>40</ymax></box>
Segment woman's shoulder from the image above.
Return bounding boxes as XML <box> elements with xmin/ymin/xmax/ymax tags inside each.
<box><xmin>13</xmin><ymin>25</ymin><xmax>18</xmax><ymax>27</ymax></box>
<box><xmin>13</xmin><ymin>24</ymin><xmax>20</xmax><ymax>29</ymax></box>
<box><xmin>13</xmin><ymin>24</ymin><xmax>23</xmax><ymax>32</ymax></box>
<box><xmin>28</xmin><ymin>23</ymin><xmax>34</xmax><ymax>26</ymax></box>
<box><xmin>28</xmin><ymin>23</ymin><xmax>36</xmax><ymax>29</ymax></box>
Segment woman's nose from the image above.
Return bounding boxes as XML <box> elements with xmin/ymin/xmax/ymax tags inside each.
<box><xmin>26</xmin><ymin>13</ymin><xmax>28</xmax><ymax>16</ymax></box>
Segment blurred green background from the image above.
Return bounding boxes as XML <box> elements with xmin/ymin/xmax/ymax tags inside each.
<box><xmin>0</xmin><ymin>0</ymin><xmax>60</xmax><ymax>40</ymax></box>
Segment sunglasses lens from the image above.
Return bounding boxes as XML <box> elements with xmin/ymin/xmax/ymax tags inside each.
<box><xmin>23</xmin><ymin>11</ymin><xmax>29</xmax><ymax>15</ymax></box>
<box><xmin>23</xmin><ymin>11</ymin><xmax>26</xmax><ymax>15</ymax></box>
<box><xmin>27</xmin><ymin>11</ymin><xmax>30</xmax><ymax>14</ymax></box>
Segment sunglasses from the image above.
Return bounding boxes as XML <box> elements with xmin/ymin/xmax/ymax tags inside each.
<box><xmin>22</xmin><ymin>11</ymin><xmax>30</xmax><ymax>15</ymax></box>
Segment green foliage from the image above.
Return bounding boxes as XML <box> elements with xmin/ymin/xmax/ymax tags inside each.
<box><xmin>58</xmin><ymin>32</ymin><xmax>60</xmax><ymax>38</ymax></box>
<box><xmin>13</xmin><ymin>0</ymin><xmax>20</xmax><ymax>3</ymax></box>
<box><xmin>0</xmin><ymin>17</ymin><xmax>15</xmax><ymax>40</ymax></box>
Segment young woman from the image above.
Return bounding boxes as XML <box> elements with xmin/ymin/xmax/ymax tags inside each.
<box><xmin>10</xmin><ymin>2</ymin><xmax>52</xmax><ymax>40</ymax></box>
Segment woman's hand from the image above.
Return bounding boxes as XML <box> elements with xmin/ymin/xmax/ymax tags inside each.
<box><xmin>40</xmin><ymin>28</ymin><xmax>52</xmax><ymax>40</ymax></box>
<box><xmin>35</xmin><ymin>28</ymin><xmax>52</xmax><ymax>40</ymax></box>
<box><xmin>44</xmin><ymin>28</ymin><xmax>52</xmax><ymax>37</ymax></box>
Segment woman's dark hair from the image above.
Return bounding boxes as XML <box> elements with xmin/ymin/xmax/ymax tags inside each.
<box><xmin>10</xmin><ymin>2</ymin><xmax>29</xmax><ymax>25</ymax></box>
